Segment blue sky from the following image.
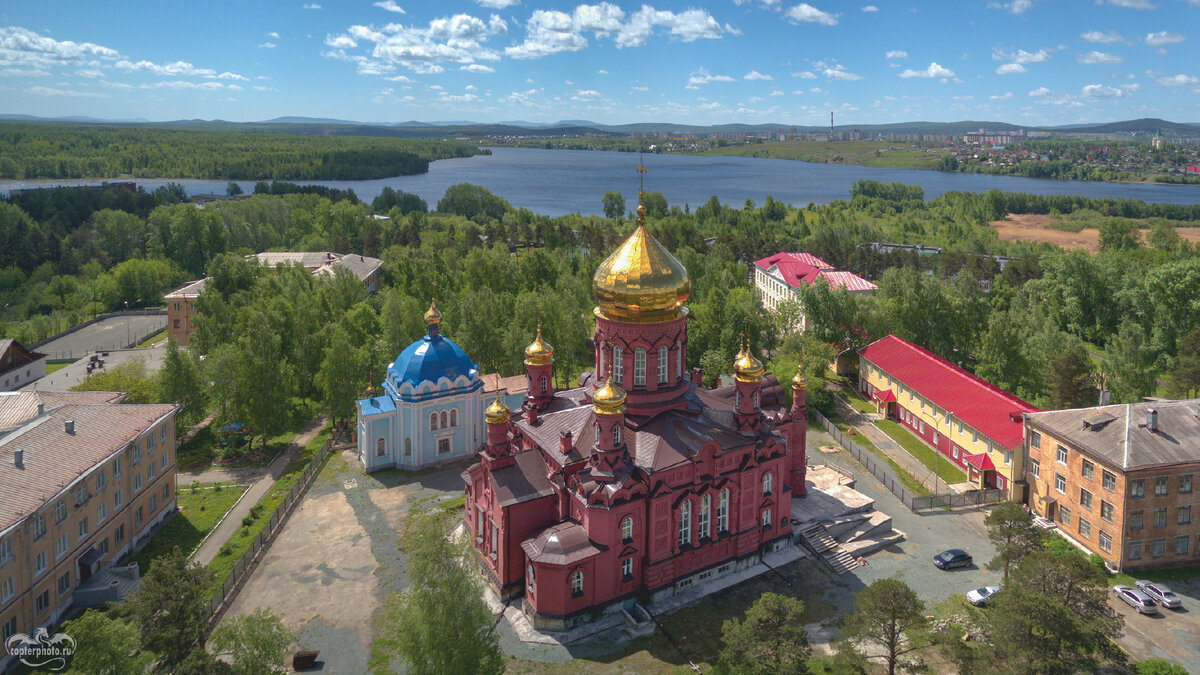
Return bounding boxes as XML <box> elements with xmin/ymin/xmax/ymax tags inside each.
<box><xmin>1</xmin><ymin>0</ymin><xmax>1198</xmax><ymax>126</ymax></box>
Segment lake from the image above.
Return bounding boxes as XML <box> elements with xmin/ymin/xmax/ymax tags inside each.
<box><xmin>3</xmin><ymin>147</ymin><xmax>1199</xmax><ymax>216</ymax></box>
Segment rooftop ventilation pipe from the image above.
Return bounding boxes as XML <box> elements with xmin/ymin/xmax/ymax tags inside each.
<box><xmin>65</xmin><ymin>419</ymin><xmax>75</xmax><ymax>434</ymax></box>
<box><xmin>1146</xmin><ymin>408</ymin><xmax>1158</xmax><ymax>432</ymax></box>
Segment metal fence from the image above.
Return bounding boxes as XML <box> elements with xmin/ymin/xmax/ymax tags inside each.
<box><xmin>204</xmin><ymin>438</ymin><xmax>333</xmax><ymax>629</ymax></box>
<box><xmin>810</xmin><ymin>408</ymin><xmax>1001</xmax><ymax>513</ymax></box>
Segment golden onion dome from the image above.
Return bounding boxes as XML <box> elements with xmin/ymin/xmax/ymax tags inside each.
<box><xmin>485</xmin><ymin>390</ymin><xmax>510</xmax><ymax>424</ymax></box>
<box><xmin>592</xmin><ymin>217</ymin><xmax>691</xmax><ymax>324</ymax></box>
<box><xmin>523</xmin><ymin>325</ymin><xmax>554</xmax><ymax>366</ymax></box>
<box><xmin>592</xmin><ymin>375</ymin><xmax>628</xmax><ymax>415</ymax></box>
<box><xmin>792</xmin><ymin>366</ymin><xmax>808</xmax><ymax>389</ymax></box>
<box><xmin>423</xmin><ymin>297</ymin><xmax>443</xmax><ymax>326</ymax></box>
<box><xmin>733</xmin><ymin>348</ymin><xmax>765</xmax><ymax>383</ymax></box>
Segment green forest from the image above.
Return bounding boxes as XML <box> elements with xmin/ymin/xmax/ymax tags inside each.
<box><xmin>0</xmin><ymin>123</ymin><xmax>484</xmax><ymax>180</ymax></box>
<box><xmin>4</xmin><ymin>176</ymin><xmax>1200</xmax><ymax>438</ymax></box>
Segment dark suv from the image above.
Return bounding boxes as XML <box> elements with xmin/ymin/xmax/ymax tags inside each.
<box><xmin>933</xmin><ymin>549</ymin><xmax>972</xmax><ymax>570</ymax></box>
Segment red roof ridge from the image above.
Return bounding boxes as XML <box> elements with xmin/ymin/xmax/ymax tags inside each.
<box><xmin>863</xmin><ymin>335</ymin><xmax>1037</xmax><ymax>411</ymax></box>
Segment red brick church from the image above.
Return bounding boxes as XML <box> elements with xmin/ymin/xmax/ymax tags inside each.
<box><xmin>463</xmin><ymin>196</ymin><xmax>810</xmax><ymax>631</ymax></box>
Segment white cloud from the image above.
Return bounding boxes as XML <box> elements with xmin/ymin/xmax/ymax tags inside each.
<box><xmin>1097</xmin><ymin>0</ymin><xmax>1154</xmax><ymax>8</ymax></box>
<box><xmin>0</xmin><ymin>26</ymin><xmax>120</xmax><ymax>71</ymax></box>
<box><xmin>885</xmin><ymin>50</ymin><xmax>908</xmax><ymax>59</ymax></box>
<box><xmin>791</xmin><ymin>70</ymin><xmax>817</xmax><ymax>79</ymax></box>
<box><xmin>461</xmin><ymin>64</ymin><xmax>494</xmax><ymax>73</ymax></box>
<box><xmin>990</xmin><ymin>91</ymin><xmax>1014</xmax><ymax>99</ymax></box>
<box><xmin>1081</xmin><ymin>30</ymin><xmax>1126</xmax><ymax>43</ymax></box>
<box><xmin>373</xmin><ymin>0</ymin><xmax>405</xmax><ymax>12</ymax></box>
<box><xmin>784</xmin><ymin>4</ymin><xmax>839</xmax><ymax>26</ymax></box>
<box><xmin>115</xmin><ymin>59</ymin><xmax>216</xmax><ymax>77</ymax></box>
<box><xmin>385</xmin><ymin>74</ymin><xmax>414</xmax><ymax>82</ymax></box>
<box><xmin>1144</xmin><ymin>31</ymin><xmax>1184</xmax><ymax>47</ymax></box>
<box><xmin>614</xmin><ymin>7</ymin><xmax>724</xmax><ymax>48</ymax></box>
<box><xmin>140</xmin><ymin>80</ymin><xmax>226</xmax><ymax>90</ymax></box>
<box><xmin>1157</xmin><ymin>73</ymin><xmax>1199</xmax><ymax>86</ymax></box>
<box><xmin>325</xmin><ymin>35</ymin><xmax>357</xmax><ymax>48</ymax></box>
<box><xmin>573</xmin><ymin>88</ymin><xmax>601</xmax><ymax>98</ymax></box>
<box><xmin>861</xmin><ymin>5</ymin><xmax>878</xmax><ymax>11</ymax></box>
<box><xmin>253</xmin><ymin>85</ymin><xmax>278</xmax><ymax>91</ymax></box>
<box><xmin>744</xmin><ymin>70</ymin><xmax>773</xmax><ymax>80</ymax></box>
<box><xmin>770</xmin><ymin>89</ymin><xmax>784</xmax><ymax>96</ymax></box>
<box><xmin>1081</xmin><ymin>82</ymin><xmax>1138</xmax><ymax>97</ymax></box>
<box><xmin>477</xmin><ymin>0</ymin><xmax>521</xmax><ymax>7</ymax></box>
<box><xmin>898</xmin><ymin>61</ymin><xmax>957</xmax><ymax>80</ymax></box>
<box><xmin>686</xmin><ymin>67</ymin><xmax>735</xmax><ymax>88</ymax></box>
<box><xmin>1028</xmin><ymin>86</ymin><xmax>1052</xmax><ymax>96</ymax></box>
<box><xmin>597</xmin><ymin>68</ymin><xmax>608</xmax><ymax>74</ymax></box>
<box><xmin>302</xmin><ymin>3</ymin><xmax>321</xmax><ymax>8</ymax></box>
<box><xmin>821</xmin><ymin>63</ymin><xmax>862</xmax><ymax>80</ymax></box>
<box><xmin>1077</xmin><ymin>50</ymin><xmax>1122</xmax><ymax>64</ymax></box>
<box><xmin>996</xmin><ymin>63</ymin><xmax>1027</xmax><ymax>74</ymax></box>
<box><xmin>25</xmin><ymin>85</ymin><xmax>107</xmax><ymax>98</ymax></box>
<box><xmin>259</xmin><ymin>42</ymin><xmax>276</xmax><ymax>48</ymax></box>
<box><xmin>993</xmin><ymin>47</ymin><xmax>1051</xmax><ymax>64</ymax></box>
<box><xmin>268</xmin><ymin>31</ymin><xmax>280</xmax><ymax>39</ymax></box>
<box><xmin>989</xmin><ymin>0</ymin><xmax>1034</xmax><ymax>13</ymax></box>
<box><xmin>217</xmin><ymin>72</ymin><xmax>247</xmax><ymax>80</ymax></box>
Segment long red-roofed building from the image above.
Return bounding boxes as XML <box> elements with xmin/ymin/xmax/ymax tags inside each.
<box><xmin>752</xmin><ymin>253</ymin><xmax>877</xmax><ymax>330</ymax></box>
<box><xmin>857</xmin><ymin>335</ymin><xmax>1038</xmax><ymax>498</ymax></box>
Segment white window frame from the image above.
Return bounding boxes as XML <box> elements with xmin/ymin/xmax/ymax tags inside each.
<box><xmin>699</xmin><ymin>494</ymin><xmax>711</xmax><ymax>539</ymax></box>
<box><xmin>762</xmin><ymin>508</ymin><xmax>772</xmax><ymax>528</ymax></box>
<box><xmin>571</xmin><ymin>570</ymin><xmax>584</xmax><ymax>595</ymax></box>
<box><xmin>621</xmin><ymin>516</ymin><xmax>633</xmax><ymax>542</ymax></box>
<box><xmin>612</xmin><ymin>345</ymin><xmax>623</xmax><ymax>383</ymax></box>
<box><xmin>621</xmin><ymin>557</ymin><xmax>633</xmax><ymax>579</ymax></box>
<box><xmin>633</xmin><ymin>348</ymin><xmax>646</xmax><ymax>386</ymax></box>
<box><xmin>657</xmin><ymin>346</ymin><xmax>668</xmax><ymax>384</ymax></box>
<box><xmin>678</xmin><ymin>500</ymin><xmax>692</xmax><ymax>547</ymax></box>
<box><xmin>717</xmin><ymin>488</ymin><xmax>729</xmax><ymax>533</ymax></box>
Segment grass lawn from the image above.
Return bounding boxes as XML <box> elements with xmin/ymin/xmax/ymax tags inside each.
<box><xmin>875</xmin><ymin>419</ymin><xmax>968</xmax><ymax>485</ymax></box>
<box><xmin>134</xmin><ymin>329</ymin><xmax>166</xmax><ymax>348</ymax></box>
<box><xmin>839</xmin><ymin>392</ymin><xmax>877</xmax><ymax>415</ymax></box>
<box><xmin>826</xmin><ymin>411</ymin><xmax>931</xmax><ymax>497</ymax></box>
<box><xmin>205</xmin><ymin>423</ymin><xmax>332</xmax><ymax>591</ymax></box>
<box><xmin>124</xmin><ymin>482</ymin><xmax>246</xmax><ymax>572</ymax></box>
<box><xmin>46</xmin><ymin>360</ymin><xmax>72</xmax><ymax>374</ymax></box>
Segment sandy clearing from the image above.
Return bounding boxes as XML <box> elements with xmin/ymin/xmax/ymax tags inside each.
<box><xmin>989</xmin><ymin>213</ymin><xmax>1200</xmax><ymax>254</ymax></box>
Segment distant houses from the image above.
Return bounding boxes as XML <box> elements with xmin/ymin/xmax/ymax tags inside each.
<box><xmin>163</xmin><ymin>251</ymin><xmax>383</xmax><ymax>347</ymax></box>
<box><xmin>0</xmin><ymin>340</ymin><xmax>47</xmax><ymax>392</ymax></box>
<box><xmin>752</xmin><ymin>252</ymin><xmax>876</xmax><ymax>330</ymax></box>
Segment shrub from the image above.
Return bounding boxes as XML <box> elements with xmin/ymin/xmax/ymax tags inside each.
<box><xmin>219</xmin><ymin>544</ymin><xmax>232</xmax><ymax>556</ymax></box>
<box><xmin>241</xmin><ymin>516</ymin><xmax>254</xmax><ymax>527</ymax></box>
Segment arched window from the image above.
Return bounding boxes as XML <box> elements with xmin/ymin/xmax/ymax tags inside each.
<box><xmin>612</xmin><ymin>424</ymin><xmax>621</xmax><ymax>446</ymax></box>
<box><xmin>717</xmin><ymin>488</ymin><xmax>729</xmax><ymax>533</ymax></box>
<box><xmin>699</xmin><ymin>494</ymin><xmax>711</xmax><ymax>540</ymax></box>
<box><xmin>612</xmin><ymin>345</ymin><xmax>623</xmax><ymax>383</ymax></box>
<box><xmin>450</xmin><ymin>409</ymin><xmax>458</xmax><ymax>427</ymax></box>
<box><xmin>761</xmin><ymin>508</ymin><xmax>772</xmax><ymax>528</ymax></box>
<box><xmin>404</xmin><ymin>438</ymin><xmax>412</xmax><ymax>456</ymax></box>
<box><xmin>658</xmin><ymin>346</ymin><xmax>668</xmax><ymax>384</ymax></box>
<box><xmin>678</xmin><ymin>500</ymin><xmax>692</xmax><ymax>546</ymax></box>
<box><xmin>634</xmin><ymin>348</ymin><xmax>646</xmax><ymax>386</ymax></box>
<box><xmin>527</xmin><ymin>563</ymin><xmax>535</xmax><ymax>590</ymax></box>
<box><xmin>753</xmin><ymin>391</ymin><xmax>760</xmax><ymax>410</ymax></box>
<box><xmin>620</xmin><ymin>516</ymin><xmax>633</xmax><ymax>542</ymax></box>
<box><xmin>429</xmin><ymin>413</ymin><xmax>438</xmax><ymax>431</ymax></box>
<box><xmin>763</xmin><ymin>472</ymin><xmax>773</xmax><ymax>496</ymax></box>
<box><xmin>540</xmin><ymin>375</ymin><xmax>548</xmax><ymax>393</ymax></box>
<box><xmin>375</xmin><ymin>437</ymin><xmax>386</xmax><ymax>457</ymax></box>
<box><xmin>570</xmin><ymin>570</ymin><xmax>584</xmax><ymax>595</ymax></box>
<box><xmin>440</xmin><ymin>411</ymin><xmax>448</xmax><ymax>429</ymax></box>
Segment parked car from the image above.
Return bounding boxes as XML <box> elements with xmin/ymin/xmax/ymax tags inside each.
<box><xmin>966</xmin><ymin>585</ymin><xmax>1001</xmax><ymax>606</ymax></box>
<box><xmin>1113</xmin><ymin>585</ymin><xmax>1158</xmax><ymax>615</ymax></box>
<box><xmin>1135</xmin><ymin>581</ymin><xmax>1182</xmax><ymax>609</ymax></box>
<box><xmin>933</xmin><ymin>549</ymin><xmax>972</xmax><ymax>570</ymax></box>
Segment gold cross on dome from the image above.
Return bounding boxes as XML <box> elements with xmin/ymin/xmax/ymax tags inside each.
<box><xmin>636</xmin><ymin>155</ymin><xmax>647</xmax><ymax>194</ymax></box>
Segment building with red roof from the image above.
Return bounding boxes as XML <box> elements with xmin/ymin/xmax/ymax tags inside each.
<box><xmin>857</xmin><ymin>335</ymin><xmax>1038</xmax><ymax>498</ymax></box>
<box><xmin>752</xmin><ymin>253</ymin><xmax>877</xmax><ymax>331</ymax></box>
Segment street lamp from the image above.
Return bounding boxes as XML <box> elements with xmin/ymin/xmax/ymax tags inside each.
<box><xmin>124</xmin><ymin>301</ymin><xmax>130</xmax><ymax>347</ymax></box>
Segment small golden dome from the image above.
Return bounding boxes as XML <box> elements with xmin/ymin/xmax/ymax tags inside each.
<box><xmin>733</xmin><ymin>347</ymin><xmax>764</xmax><ymax>383</ymax></box>
<box><xmin>423</xmin><ymin>297</ymin><xmax>442</xmax><ymax>326</ymax></box>
<box><xmin>485</xmin><ymin>390</ymin><xmax>510</xmax><ymax>424</ymax></box>
<box><xmin>592</xmin><ymin>375</ymin><xmax>627</xmax><ymax>415</ymax></box>
<box><xmin>592</xmin><ymin>223</ymin><xmax>691</xmax><ymax>323</ymax></box>
<box><xmin>792</xmin><ymin>366</ymin><xmax>808</xmax><ymax>389</ymax></box>
<box><xmin>524</xmin><ymin>325</ymin><xmax>554</xmax><ymax>366</ymax></box>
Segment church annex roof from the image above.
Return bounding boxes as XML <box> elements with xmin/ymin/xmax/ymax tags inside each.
<box><xmin>490</xmin><ymin>450</ymin><xmax>556</xmax><ymax>507</ymax></box>
<box><xmin>522</xmin><ymin>520</ymin><xmax>604</xmax><ymax>566</ymax></box>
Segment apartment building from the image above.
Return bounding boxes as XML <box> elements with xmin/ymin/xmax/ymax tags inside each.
<box><xmin>0</xmin><ymin>399</ymin><xmax>177</xmax><ymax>669</ymax></box>
<box><xmin>1024</xmin><ymin>399</ymin><xmax>1200</xmax><ymax>571</ymax></box>
<box><xmin>164</xmin><ymin>279</ymin><xmax>206</xmax><ymax>347</ymax></box>
<box><xmin>752</xmin><ymin>252</ymin><xmax>876</xmax><ymax>330</ymax></box>
<box><xmin>859</xmin><ymin>335</ymin><xmax>1039</xmax><ymax>498</ymax></box>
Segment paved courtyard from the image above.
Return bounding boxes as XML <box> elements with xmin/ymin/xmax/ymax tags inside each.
<box><xmin>35</xmin><ymin>313</ymin><xmax>165</xmax><ymax>359</ymax></box>
<box><xmin>24</xmin><ymin>346</ymin><xmax>165</xmax><ymax>392</ymax></box>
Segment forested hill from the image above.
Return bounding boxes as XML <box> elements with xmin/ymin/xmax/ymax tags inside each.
<box><xmin>0</xmin><ymin>123</ymin><xmax>485</xmax><ymax>181</ymax></box>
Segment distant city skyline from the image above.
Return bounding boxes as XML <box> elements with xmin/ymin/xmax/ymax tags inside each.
<box><xmin>1</xmin><ymin>1</ymin><xmax>1198</xmax><ymax>126</ymax></box>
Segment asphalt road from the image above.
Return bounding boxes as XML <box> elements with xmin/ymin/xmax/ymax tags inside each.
<box><xmin>23</xmin><ymin>346</ymin><xmax>165</xmax><ymax>392</ymax></box>
<box><xmin>35</xmin><ymin>314</ymin><xmax>165</xmax><ymax>360</ymax></box>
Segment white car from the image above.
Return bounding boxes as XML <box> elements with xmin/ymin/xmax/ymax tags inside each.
<box><xmin>1135</xmin><ymin>580</ymin><xmax>1183</xmax><ymax>609</ymax></box>
<box><xmin>1113</xmin><ymin>585</ymin><xmax>1158</xmax><ymax>615</ymax></box>
<box><xmin>966</xmin><ymin>585</ymin><xmax>1001</xmax><ymax>606</ymax></box>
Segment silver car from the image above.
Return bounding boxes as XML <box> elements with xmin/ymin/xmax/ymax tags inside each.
<box><xmin>1135</xmin><ymin>580</ymin><xmax>1183</xmax><ymax>609</ymax></box>
<box><xmin>966</xmin><ymin>585</ymin><xmax>1001</xmax><ymax>606</ymax></box>
<box><xmin>1113</xmin><ymin>585</ymin><xmax>1158</xmax><ymax>615</ymax></box>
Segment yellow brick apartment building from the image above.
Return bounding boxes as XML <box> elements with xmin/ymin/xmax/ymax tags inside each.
<box><xmin>0</xmin><ymin>396</ymin><xmax>177</xmax><ymax>669</ymax></box>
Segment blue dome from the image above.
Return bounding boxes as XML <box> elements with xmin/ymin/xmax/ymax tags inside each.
<box><xmin>387</xmin><ymin>331</ymin><xmax>478</xmax><ymax>388</ymax></box>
